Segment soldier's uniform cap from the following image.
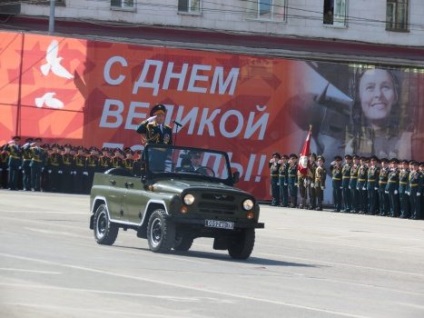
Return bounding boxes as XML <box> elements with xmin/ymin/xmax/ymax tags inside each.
<box><xmin>25</xmin><ymin>137</ymin><xmax>34</xmax><ymax>143</ymax></box>
<box><xmin>89</xmin><ymin>146</ymin><xmax>99</xmax><ymax>152</ymax></box>
<box><xmin>317</xmin><ymin>155</ymin><xmax>325</xmax><ymax>162</ymax></box>
<box><xmin>411</xmin><ymin>160</ymin><xmax>419</xmax><ymax>166</ymax></box>
<box><xmin>150</xmin><ymin>104</ymin><xmax>167</xmax><ymax>116</ymax></box>
<box><xmin>272</xmin><ymin>152</ymin><xmax>281</xmax><ymax>159</ymax></box>
<box><xmin>353</xmin><ymin>154</ymin><xmax>360</xmax><ymax>159</ymax></box>
<box><xmin>390</xmin><ymin>158</ymin><xmax>399</xmax><ymax>163</ymax></box>
<box><xmin>370</xmin><ymin>155</ymin><xmax>378</xmax><ymax>161</ymax></box>
<box><xmin>420</xmin><ymin>162</ymin><xmax>424</xmax><ymax>167</ymax></box>
<box><xmin>310</xmin><ymin>153</ymin><xmax>317</xmax><ymax>159</ymax></box>
<box><xmin>360</xmin><ymin>156</ymin><xmax>368</xmax><ymax>161</ymax></box>
<box><xmin>11</xmin><ymin>135</ymin><xmax>21</xmax><ymax>141</ymax></box>
<box><xmin>344</xmin><ymin>154</ymin><xmax>352</xmax><ymax>159</ymax></box>
<box><xmin>34</xmin><ymin>137</ymin><xmax>42</xmax><ymax>142</ymax></box>
<box><xmin>334</xmin><ymin>155</ymin><xmax>342</xmax><ymax>161</ymax></box>
<box><xmin>380</xmin><ymin>158</ymin><xmax>389</xmax><ymax>163</ymax></box>
<box><xmin>289</xmin><ymin>153</ymin><xmax>298</xmax><ymax>159</ymax></box>
<box><xmin>281</xmin><ymin>154</ymin><xmax>289</xmax><ymax>159</ymax></box>
<box><xmin>401</xmin><ymin>159</ymin><xmax>409</xmax><ymax>164</ymax></box>
<box><xmin>64</xmin><ymin>143</ymin><xmax>72</xmax><ymax>148</ymax></box>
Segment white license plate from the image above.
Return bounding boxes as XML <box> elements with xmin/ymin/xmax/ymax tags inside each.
<box><xmin>205</xmin><ymin>220</ymin><xmax>234</xmax><ymax>230</ymax></box>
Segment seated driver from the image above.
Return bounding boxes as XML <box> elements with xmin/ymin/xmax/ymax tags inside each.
<box><xmin>187</xmin><ymin>151</ymin><xmax>202</xmax><ymax>172</ymax></box>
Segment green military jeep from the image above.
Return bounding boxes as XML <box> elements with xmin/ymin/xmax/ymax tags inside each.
<box><xmin>89</xmin><ymin>144</ymin><xmax>264</xmax><ymax>260</ymax></box>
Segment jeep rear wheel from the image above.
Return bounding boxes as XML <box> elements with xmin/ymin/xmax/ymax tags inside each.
<box><xmin>227</xmin><ymin>228</ymin><xmax>255</xmax><ymax>260</ymax></box>
<box><xmin>173</xmin><ymin>233</ymin><xmax>193</xmax><ymax>252</ymax></box>
<box><xmin>93</xmin><ymin>204</ymin><xmax>118</xmax><ymax>245</ymax></box>
<box><xmin>147</xmin><ymin>209</ymin><xmax>175</xmax><ymax>253</ymax></box>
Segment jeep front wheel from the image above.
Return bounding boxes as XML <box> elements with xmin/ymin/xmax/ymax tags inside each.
<box><xmin>173</xmin><ymin>233</ymin><xmax>193</xmax><ymax>252</ymax></box>
<box><xmin>227</xmin><ymin>228</ymin><xmax>255</xmax><ymax>260</ymax></box>
<box><xmin>93</xmin><ymin>204</ymin><xmax>118</xmax><ymax>245</ymax></box>
<box><xmin>147</xmin><ymin>209</ymin><xmax>175</xmax><ymax>253</ymax></box>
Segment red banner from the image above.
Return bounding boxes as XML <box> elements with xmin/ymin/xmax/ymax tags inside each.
<box><xmin>1</xmin><ymin>31</ymin><xmax>424</xmax><ymax>200</ymax></box>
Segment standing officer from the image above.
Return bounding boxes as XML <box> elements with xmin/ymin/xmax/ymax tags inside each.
<box><xmin>378</xmin><ymin>158</ymin><xmax>390</xmax><ymax>216</ymax></box>
<box><xmin>278</xmin><ymin>154</ymin><xmax>289</xmax><ymax>207</ymax></box>
<box><xmin>307</xmin><ymin>153</ymin><xmax>317</xmax><ymax>210</ymax></box>
<box><xmin>386</xmin><ymin>158</ymin><xmax>400</xmax><ymax>217</ymax></box>
<box><xmin>86</xmin><ymin>146</ymin><xmax>100</xmax><ymax>190</ymax></box>
<box><xmin>62</xmin><ymin>144</ymin><xmax>75</xmax><ymax>193</ymax></box>
<box><xmin>29</xmin><ymin>138</ymin><xmax>45</xmax><ymax>191</ymax></box>
<box><xmin>357</xmin><ymin>157</ymin><xmax>368</xmax><ymax>214</ymax></box>
<box><xmin>341</xmin><ymin>154</ymin><xmax>352</xmax><ymax>212</ymax></box>
<box><xmin>314</xmin><ymin>155</ymin><xmax>327</xmax><ymax>211</ymax></box>
<box><xmin>331</xmin><ymin>156</ymin><xmax>343</xmax><ymax>212</ymax></box>
<box><xmin>398</xmin><ymin>159</ymin><xmax>410</xmax><ymax>218</ymax></box>
<box><xmin>367</xmin><ymin>156</ymin><xmax>380</xmax><ymax>215</ymax></box>
<box><xmin>21</xmin><ymin>138</ymin><xmax>33</xmax><ymax>191</ymax></box>
<box><xmin>98</xmin><ymin>147</ymin><xmax>112</xmax><ymax>172</ymax></box>
<box><xmin>46</xmin><ymin>144</ymin><xmax>63</xmax><ymax>192</ymax></box>
<box><xmin>349</xmin><ymin>155</ymin><xmax>360</xmax><ymax>213</ymax></box>
<box><xmin>74</xmin><ymin>146</ymin><xmax>89</xmax><ymax>194</ymax></box>
<box><xmin>0</xmin><ymin>145</ymin><xmax>9</xmax><ymax>189</ymax></box>
<box><xmin>408</xmin><ymin>161</ymin><xmax>422</xmax><ymax>220</ymax></box>
<box><xmin>123</xmin><ymin>147</ymin><xmax>137</xmax><ymax>176</ymax></box>
<box><xmin>136</xmin><ymin>104</ymin><xmax>173</xmax><ymax>145</ymax></box>
<box><xmin>5</xmin><ymin>136</ymin><xmax>21</xmax><ymax>190</ymax></box>
<box><xmin>287</xmin><ymin>154</ymin><xmax>298</xmax><ymax>208</ymax></box>
<box><xmin>269</xmin><ymin>152</ymin><xmax>281</xmax><ymax>206</ymax></box>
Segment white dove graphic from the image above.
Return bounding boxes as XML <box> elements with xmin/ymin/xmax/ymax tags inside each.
<box><xmin>35</xmin><ymin>92</ymin><xmax>65</xmax><ymax>109</ymax></box>
<box><xmin>40</xmin><ymin>40</ymin><xmax>74</xmax><ymax>79</ymax></box>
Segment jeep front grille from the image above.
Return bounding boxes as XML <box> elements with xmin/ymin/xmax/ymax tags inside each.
<box><xmin>197</xmin><ymin>193</ymin><xmax>237</xmax><ymax>215</ymax></box>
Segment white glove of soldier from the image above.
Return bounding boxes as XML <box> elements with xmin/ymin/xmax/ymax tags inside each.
<box><xmin>362</xmin><ymin>186</ymin><xmax>366</xmax><ymax>190</ymax></box>
<box><xmin>385</xmin><ymin>190</ymin><xmax>389</xmax><ymax>194</ymax></box>
<box><xmin>405</xmin><ymin>191</ymin><xmax>410</xmax><ymax>196</ymax></box>
<box><xmin>418</xmin><ymin>192</ymin><xmax>421</xmax><ymax>197</ymax></box>
<box><xmin>58</xmin><ymin>170</ymin><xmax>63</xmax><ymax>174</ymax></box>
<box><xmin>374</xmin><ymin>187</ymin><xmax>378</xmax><ymax>190</ymax></box>
<box><xmin>146</xmin><ymin>115</ymin><xmax>157</xmax><ymax>123</ymax></box>
<box><xmin>83</xmin><ymin>171</ymin><xmax>89</xmax><ymax>176</ymax></box>
<box><xmin>394</xmin><ymin>190</ymin><xmax>398</xmax><ymax>195</ymax></box>
<box><xmin>321</xmin><ymin>186</ymin><xmax>325</xmax><ymax>190</ymax></box>
<box><xmin>310</xmin><ymin>183</ymin><xmax>315</xmax><ymax>188</ymax></box>
<box><xmin>340</xmin><ymin>186</ymin><xmax>343</xmax><ymax>189</ymax></box>
<box><xmin>348</xmin><ymin>186</ymin><xmax>351</xmax><ymax>189</ymax></box>
<box><xmin>284</xmin><ymin>183</ymin><xmax>288</xmax><ymax>186</ymax></box>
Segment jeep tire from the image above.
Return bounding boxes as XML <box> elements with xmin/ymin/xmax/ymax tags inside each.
<box><xmin>173</xmin><ymin>233</ymin><xmax>194</xmax><ymax>252</ymax></box>
<box><xmin>227</xmin><ymin>228</ymin><xmax>255</xmax><ymax>260</ymax></box>
<box><xmin>93</xmin><ymin>204</ymin><xmax>118</xmax><ymax>245</ymax></box>
<box><xmin>147</xmin><ymin>209</ymin><xmax>175</xmax><ymax>253</ymax></box>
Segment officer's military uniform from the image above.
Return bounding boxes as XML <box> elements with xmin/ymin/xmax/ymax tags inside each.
<box><xmin>331</xmin><ymin>156</ymin><xmax>343</xmax><ymax>212</ymax></box>
<box><xmin>287</xmin><ymin>154</ymin><xmax>298</xmax><ymax>208</ymax></box>
<box><xmin>341</xmin><ymin>155</ymin><xmax>352</xmax><ymax>212</ymax></box>
<box><xmin>314</xmin><ymin>156</ymin><xmax>327</xmax><ymax>211</ymax></box>
<box><xmin>366</xmin><ymin>156</ymin><xmax>380</xmax><ymax>215</ymax></box>
<box><xmin>357</xmin><ymin>158</ymin><xmax>368</xmax><ymax>213</ymax></box>
<box><xmin>21</xmin><ymin>138</ymin><xmax>33</xmax><ymax>191</ymax></box>
<box><xmin>269</xmin><ymin>152</ymin><xmax>281</xmax><ymax>206</ymax></box>
<box><xmin>386</xmin><ymin>158</ymin><xmax>400</xmax><ymax>217</ymax></box>
<box><xmin>398</xmin><ymin>160</ymin><xmax>410</xmax><ymax>218</ymax></box>
<box><xmin>407</xmin><ymin>161</ymin><xmax>422</xmax><ymax>220</ymax></box>
<box><xmin>136</xmin><ymin>104</ymin><xmax>173</xmax><ymax>146</ymax></box>
<box><xmin>98</xmin><ymin>148</ymin><xmax>112</xmax><ymax>172</ymax></box>
<box><xmin>75</xmin><ymin>147</ymin><xmax>89</xmax><ymax>194</ymax></box>
<box><xmin>349</xmin><ymin>156</ymin><xmax>360</xmax><ymax>213</ymax></box>
<box><xmin>0</xmin><ymin>146</ymin><xmax>9</xmax><ymax>188</ymax></box>
<box><xmin>278</xmin><ymin>155</ymin><xmax>289</xmax><ymax>207</ymax></box>
<box><xmin>6</xmin><ymin>136</ymin><xmax>22</xmax><ymax>190</ymax></box>
<box><xmin>62</xmin><ymin>145</ymin><xmax>76</xmax><ymax>193</ymax></box>
<box><xmin>46</xmin><ymin>144</ymin><xmax>63</xmax><ymax>192</ymax></box>
<box><xmin>307</xmin><ymin>154</ymin><xmax>317</xmax><ymax>210</ymax></box>
<box><xmin>29</xmin><ymin>138</ymin><xmax>45</xmax><ymax>191</ymax></box>
<box><xmin>378</xmin><ymin>158</ymin><xmax>390</xmax><ymax>216</ymax></box>
<box><xmin>86</xmin><ymin>147</ymin><xmax>100</xmax><ymax>190</ymax></box>
<box><xmin>123</xmin><ymin>148</ymin><xmax>138</xmax><ymax>176</ymax></box>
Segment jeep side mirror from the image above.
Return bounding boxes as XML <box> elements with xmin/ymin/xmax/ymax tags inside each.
<box><xmin>232</xmin><ymin>171</ymin><xmax>240</xmax><ymax>184</ymax></box>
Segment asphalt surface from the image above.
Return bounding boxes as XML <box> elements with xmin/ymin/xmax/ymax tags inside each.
<box><xmin>0</xmin><ymin>190</ymin><xmax>423</xmax><ymax>318</ymax></box>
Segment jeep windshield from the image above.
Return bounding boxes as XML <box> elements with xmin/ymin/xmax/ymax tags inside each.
<box><xmin>144</xmin><ymin>144</ymin><xmax>234</xmax><ymax>184</ymax></box>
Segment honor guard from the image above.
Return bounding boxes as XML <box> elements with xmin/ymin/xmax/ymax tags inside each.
<box><xmin>21</xmin><ymin>138</ymin><xmax>33</xmax><ymax>191</ymax></box>
<box><xmin>269</xmin><ymin>152</ymin><xmax>281</xmax><ymax>206</ymax></box>
<box><xmin>46</xmin><ymin>143</ymin><xmax>63</xmax><ymax>192</ymax></box>
<box><xmin>331</xmin><ymin>156</ymin><xmax>343</xmax><ymax>212</ymax></box>
<box><xmin>136</xmin><ymin>104</ymin><xmax>173</xmax><ymax>145</ymax></box>
<box><xmin>86</xmin><ymin>147</ymin><xmax>100</xmax><ymax>189</ymax></box>
<box><xmin>278</xmin><ymin>154</ymin><xmax>289</xmax><ymax>207</ymax></box>
<box><xmin>307</xmin><ymin>153</ymin><xmax>317</xmax><ymax>210</ymax></box>
<box><xmin>357</xmin><ymin>157</ymin><xmax>368</xmax><ymax>214</ymax></box>
<box><xmin>314</xmin><ymin>156</ymin><xmax>327</xmax><ymax>211</ymax></box>
<box><xmin>398</xmin><ymin>160</ymin><xmax>410</xmax><ymax>218</ymax></box>
<box><xmin>341</xmin><ymin>154</ymin><xmax>352</xmax><ymax>212</ymax></box>
<box><xmin>123</xmin><ymin>147</ymin><xmax>138</xmax><ymax>176</ymax></box>
<box><xmin>407</xmin><ymin>161</ymin><xmax>422</xmax><ymax>220</ymax></box>
<box><xmin>98</xmin><ymin>148</ymin><xmax>112</xmax><ymax>172</ymax></box>
<box><xmin>287</xmin><ymin>154</ymin><xmax>298</xmax><ymax>208</ymax></box>
<box><xmin>349</xmin><ymin>155</ymin><xmax>360</xmax><ymax>213</ymax></box>
<box><xmin>0</xmin><ymin>145</ymin><xmax>9</xmax><ymax>189</ymax></box>
<box><xmin>62</xmin><ymin>144</ymin><xmax>75</xmax><ymax>193</ymax></box>
<box><xmin>378</xmin><ymin>158</ymin><xmax>390</xmax><ymax>216</ymax></box>
<box><xmin>75</xmin><ymin>146</ymin><xmax>89</xmax><ymax>194</ymax></box>
<box><xmin>5</xmin><ymin>136</ymin><xmax>22</xmax><ymax>190</ymax></box>
<box><xmin>29</xmin><ymin>138</ymin><xmax>45</xmax><ymax>192</ymax></box>
<box><xmin>111</xmin><ymin>148</ymin><xmax>124</xmax><ymax>169</ymax></box>
<box><xmin>367</xmin><ymin>156</ymin><xmax>380</xmax><ymax>215</ymax></box>
<box><xmin>386</xmin><ymin>158</ymin><xmax>400</xmax><ymax>217</ymax></box>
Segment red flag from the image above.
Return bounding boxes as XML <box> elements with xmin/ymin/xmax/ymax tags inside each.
<box><xmin>298</xmin><ymin>126</ymin><xmax>312</xmax><ymax>176</ymax></box>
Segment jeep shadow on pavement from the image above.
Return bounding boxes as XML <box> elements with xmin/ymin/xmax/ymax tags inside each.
<box><xmin>89</xmin><ymin>144</ymin><xmax>264</xmax><ymax>260</ymax></box>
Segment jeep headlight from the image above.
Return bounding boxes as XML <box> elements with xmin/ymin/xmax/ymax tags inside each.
<box><xmin>183</xmin><ymin>193</ymin><xmax>195</xmax><ymax>205</ymax></box>
<box><xmin>242</xmin><ymin>199</ymin><xmax>254</xmax><ymax>211</ymax></box>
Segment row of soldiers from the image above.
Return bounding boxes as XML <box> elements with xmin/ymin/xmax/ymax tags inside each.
<box><xmin>270</xmin><ymin>153</ymin><xmax>424</xmax><ymax>220</ymax></box>
<box><xmin>0</xmin><ymin>136</ymin><xmax>141</xmax><ymax>194</ymax></box>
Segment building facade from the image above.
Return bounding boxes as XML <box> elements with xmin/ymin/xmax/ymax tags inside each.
<box><xmin>12</xmin><ymin>0</ymin><xmax>423</xmax><ymax>47</ymax></box>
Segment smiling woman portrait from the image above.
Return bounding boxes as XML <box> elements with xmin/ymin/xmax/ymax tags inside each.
<box><xmin>345</xmin><ymin>67</ymin><xmax>412</xmax><ymax>159</ymax></box>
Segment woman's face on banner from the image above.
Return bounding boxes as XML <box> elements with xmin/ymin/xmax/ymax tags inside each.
<box><xmin>359</xmin><ymin>69</ymin><xmax>397</xmax><ymax>122</ymax></box>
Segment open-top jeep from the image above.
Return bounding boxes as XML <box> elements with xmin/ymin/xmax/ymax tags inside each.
<box><xmin>89</xmin><ymin>144</ymin><xmax>264</xmax><ymax>260</ymax></box>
